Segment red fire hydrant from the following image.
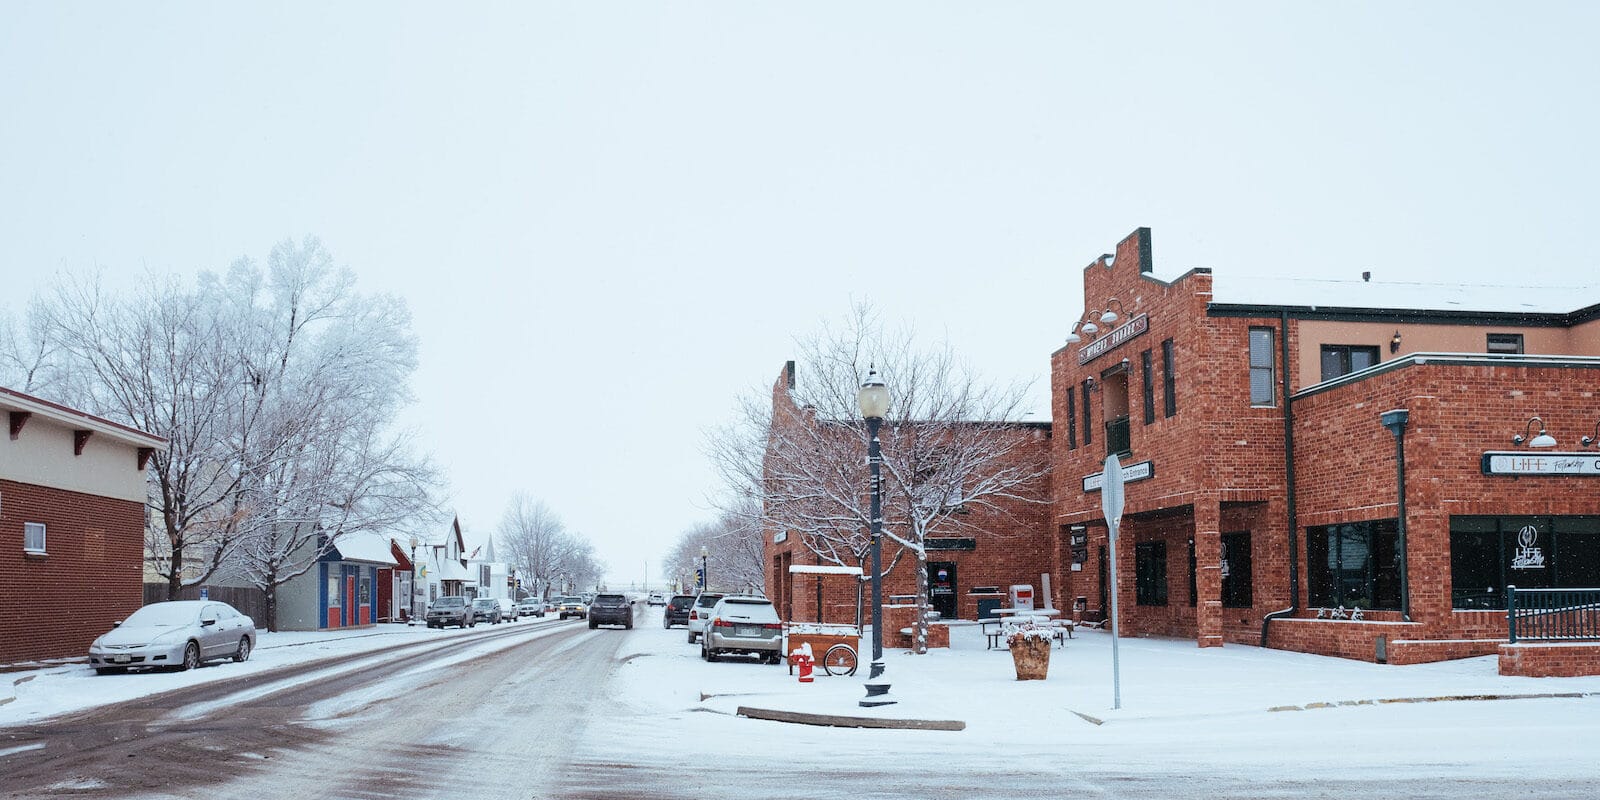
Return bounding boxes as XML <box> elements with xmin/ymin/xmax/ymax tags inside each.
<box><xmin>790</xmin><ymin>644</ymin><xmax>815</xmax><ymax>683</ymax></box>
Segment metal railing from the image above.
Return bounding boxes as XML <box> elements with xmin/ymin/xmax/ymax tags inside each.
<box><xmin>1105</xmin><ymin>416</ymin><xmax>1131</xmax><ymax>458</ymax></box>
<box><xmin>1506</xmin><ymin>585</ymin><xmax>1600</xmax><ymax>643</ymax></box>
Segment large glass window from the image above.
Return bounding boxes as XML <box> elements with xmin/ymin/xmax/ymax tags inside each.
<box><xmin>1081</xmin><ymin>381</ymin><xmax>1092</xmax><ymax>445</ymax></box>
<box><xmin>1319</xmin><ymin>345</ymin><xmax>1380</xmax><ymax>382</ymax></box>
<box><xmin>1221</xmin><ymin>531</ymin><xmax>1253</xmax><ymax>608</ymax></box>
<box><xmin>1141</xmin><ymin>349</ymin><xmax>1156</xmax><ymax>425</ymax></box>
<box><xmin>1136</xmin><ymin>541</ymin><xmax>1168</xmax><ymax>606</ymax></box>
<box><xmin>1249</xmin><ymin>327</ymin><xmax>1275</xmax><ymax>406</ymax></box>
<box><xmin>1486</xmin><ymin>333</ymin><xmax>1524</xmax><ymax>355</ymax></box>
<box><xmin>1307</xmin><ymin>520</ymin><xmax>1400</xmax><ymax>610</ymax></box>
<box><xmin>1066</xmin><ymin>386</ymin><xmax>1077</xmax><ymax>450</ymax></box>
<box><xmin>1450</xmin><ymin>516</ymin><xmax>1600</xmax><ymax>608</ymax></box>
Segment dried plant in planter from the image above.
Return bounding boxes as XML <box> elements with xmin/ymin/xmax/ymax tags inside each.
<box><xmin>1005</xmin><ymin>618</ymin><xmax>1053</xmax><ymax>680</ymax></box>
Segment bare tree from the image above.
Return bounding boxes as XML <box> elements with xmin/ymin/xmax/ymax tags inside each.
<box><xmin>497</xmin><ymin>493</ymin><xmax>605</xmax><ymax>597</ymax></box>
<box><xmin>0</xmin><ymin>297</ymin><xmax>66</xmax><ymax>394</ymax></box>
<box><xmin>663</xmin><ymin>504</ymin><xmax>766</xmax><ymax>594</ymax></box>
<box><xmin>711</xmin><ymin>303</ymin><xmax>1050</xmax><ymax>653</ymax></box>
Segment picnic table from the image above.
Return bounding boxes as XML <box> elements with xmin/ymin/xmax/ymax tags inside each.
<box><xmin>979</xmin><ymin>609</ymin><xmax>1074</xmax><ymax>650</ymax></box>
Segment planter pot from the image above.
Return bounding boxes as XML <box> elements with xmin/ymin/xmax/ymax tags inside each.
<box><xmin>1010</xmin><ymin>636</ymin><xmax>1051</xmax><ymax>680</ymax></box>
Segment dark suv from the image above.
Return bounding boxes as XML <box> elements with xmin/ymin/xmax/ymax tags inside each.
<box><xmin>588</xmin><ymin>593</ymin><xmax>633</xmax><ymax>629</ymax></box>
<box><xmin>663</xmin><ymin>594</ymin><xmax>695</xmax><ymax>628</ymax></box>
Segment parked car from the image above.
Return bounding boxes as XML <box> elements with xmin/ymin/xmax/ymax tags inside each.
<box><xmin>701</xmin><ymin>595</ymin><xmax>784</xmax><ymax>663</ymax></box>
<box><xmin>88</xmin><ymin>600</ymin><xmax>256</xmax><ymax>674</ymax></box>
<box><xmin>517</xmin><ymin>599</ymin><xmax>545</xmax><ymax>618</ymax></box>
<box><xmin>556</xmin><ymin>596</ymin><xmax>588</xmax><ymax>619</ymax></box>
<box><xmin>646</xmin><ymin>592</ymin><xmax>666</xmax><ymax>606</ymax></box>
<box><xmin>588</xmin><ymin>593</ymin><xmax>633</xmax><ymax>629</ymax></box>
<box><xmin>472</xmin><ymin>597</ymin><xmax>503</xmax><ymax>624</ymax></box>
<box><xmin>426</xmin><ymin>596</ymin><xmax>474</xmax><ymax>628</ymax></box>
<box><xmin>498</xmin><ymin>598</ymin><xmax>518</xmax><ymax>621</ymax></box>
<box><xmin>685</xmin><ymin>592</ymin><xmax>725</xmax><ymax>644</ymax></box>
<box><xmin>664</xmin><ymin>594</ymin><xmax>694</xmax><ymax>628</ymax></box>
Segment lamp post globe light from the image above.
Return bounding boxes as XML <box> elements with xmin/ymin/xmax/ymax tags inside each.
<box><xmin>857</xmin><ymin>366</ymin><xmax>895</xmax><ymax>707</ymax></box>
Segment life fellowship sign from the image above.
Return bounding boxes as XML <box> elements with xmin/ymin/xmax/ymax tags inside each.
<box><xmin>1077</xmin><ymin>313</ymin><xmax>1149</xmax><ymax>365</ymax></box>
<box><xmin>1481</xmin><ymin>452</ymin><xmax>1600</xmax><ymax>477</ymax></box>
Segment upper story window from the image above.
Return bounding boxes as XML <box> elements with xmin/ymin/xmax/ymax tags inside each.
<box><xmin>1080</xmin><ymin>381</ymin><xmax>1092</xmax><ymax>444</ymax></box>
<box><xmin>1487</xmin><ymin>333</ymin><xmax>1524</xmax><ymax>355</ymax></box>
<box><xmin>1319</xmin><ymin>345</ymin><xmax>1380</xmax><ymax>382</ymax></box>
<box><xmin>24</xmin><ymin>522</ymin><xmax>47</xmax><ymax>554</ymax></box>
<box><xmin>1248</xmin><ymin>327</ymin><xmax>1275</xmax><ymax>406</ymax></box>
<box><xmin>1066</xmin><ymin>385</ymin><xmax>1077</xmax><ymax>450</ymax></box>
<box><xmin>1140</xmin><ymin>349</ymin><xmax>1155</xmax><ymax>425</ymax></box>
<box><xmin>1161</xmin><ymin>338</ymin><xmax>1177</xmax><ymax>418</ymax></box>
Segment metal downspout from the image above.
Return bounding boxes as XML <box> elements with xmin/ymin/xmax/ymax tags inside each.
<box><xmin>1261</xmin><ymin>309</ymin><xmax>1300</xmax><ymax>646</ymax></box>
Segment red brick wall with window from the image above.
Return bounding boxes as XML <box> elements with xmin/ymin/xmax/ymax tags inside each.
<box><xmin>0</xmin><ymin>479</ymin><xmax>144</xmax><ymax>664</ymax></box>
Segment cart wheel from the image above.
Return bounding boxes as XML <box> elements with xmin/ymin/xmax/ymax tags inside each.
<box><xmin>822</xmin><ymin>643</ymin><xmax>858</xmax><ymax>676</ymax></box>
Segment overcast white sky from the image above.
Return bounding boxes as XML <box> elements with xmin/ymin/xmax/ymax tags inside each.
<box><xmin>4</xmin><ymin>3</ymin><xmax>1597</xmax><ymax>586</ymax></box>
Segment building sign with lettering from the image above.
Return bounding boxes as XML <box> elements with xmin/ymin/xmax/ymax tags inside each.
<box><xmin>927</xmin><ymin>537</ymin><xmax>977</xmax><ymax>551</ymax></box>
<box><xmin>1481</xmin><ymin>452</ymin><xmax>1600</xmax><ymax>477</ymax></box>
<box><xmin>1083</xmin><ymin>460</ymin><xmax>1154</xmax><ymax>492</ymax></box>
<box><xmin>1511</xmin><ymin>525</ymin><xmax>1546</xmax><ymax>571</ymax></box>
<box><xmin>1077</xmin><ymin>313</ymin><xmax>1149</xmax><ymax>365</ymax></box>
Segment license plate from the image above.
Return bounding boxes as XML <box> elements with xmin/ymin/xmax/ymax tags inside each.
<box><xmin>736</xmin><ymin>625</ymin><xmax>758</xmax><ymax>637</ymax></box>
<box><xmin>112</xmin><ymin>655</ymin><xmax>131</xmax><ymax>663</ymax></box>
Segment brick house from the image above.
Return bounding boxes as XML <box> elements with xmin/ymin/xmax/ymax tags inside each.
<box><xmin>0</xmin><ymin>385</ymin><xmax>165</xmax><ymax>664</ymax></box>
<box><xmin>1053</xmin><ymin>227</ymin><xmax>1600</xmax><ymax>664</ymax></box>
<box><xmin>761</xmin><ymin>361</ymin><xmax>1054</xmax><ymax>642</ymax></box>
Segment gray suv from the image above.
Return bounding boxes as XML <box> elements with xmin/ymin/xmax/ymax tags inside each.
<box><xmin>701</xmin><ymin>595</ymin><xmax>783</xmax><ymax>663</ymax></box>
<box><xmin>426</xmin><ymin>596</ymin><xmax>473</xmax><ymax>628</ymax></box>
<box><xmin>588</xmin><ymin>593</ymin><xmax>633</xmax><ymax>629</ymax></box>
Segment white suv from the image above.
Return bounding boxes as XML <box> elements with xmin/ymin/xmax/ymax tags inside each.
<box><xmin>685</xmin><ymin>592</ymin><xmax>725</xmax><ymax>644</ymax></box>
<box><xmin>701</xmin><ymin>595</ymin><xmax>783</xmax><ymax>664</ymax></box>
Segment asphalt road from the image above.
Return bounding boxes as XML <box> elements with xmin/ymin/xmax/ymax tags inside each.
<box><xmin>0</xmin><ymin>617</ymin><xmax>620</xmax><ymax>800</ymax></box>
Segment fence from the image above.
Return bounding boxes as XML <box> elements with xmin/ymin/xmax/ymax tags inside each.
<box><xmin>143</xmin><ymin>583</ymin><xmax>269</xmax><ymax>626</ymax></box>
<box><xmin>1506</xmin><ymin>585</ymin><xmax>1600</xmax><ymax>643</ymax></box>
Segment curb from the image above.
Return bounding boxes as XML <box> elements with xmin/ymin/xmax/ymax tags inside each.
<box><xmin>1267</xmin><ymin>691</ymin><xmax>1597</xmax><ymax>712</ymax></box>
<box><xmin>737</xmin><ymin>705</ymin><xmax>965</xmax><ymax>731</ymax></box>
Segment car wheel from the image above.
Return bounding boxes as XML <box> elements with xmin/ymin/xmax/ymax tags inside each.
<box><xmin>180</xmin><ymin>641</ymin><xmax>201</xmax><ymax>671</ymax></box>
<box><xmin>687</xmin><ymin>631</ymin><xmax>697</xmax><ymax>644</ymax></box>
<box><xmin>233</xmin><ymin>636</ymin><xmax>252</xmax><ymax>663</ymax></box>
<box><xmin>588</xmin><ymin>620</ymin><xmax>597</xmax><ymax>629</ymax></box>
<box><xmin>625</xmin><ymin>621</ymin><xmax>633</xmax><ymax>629</ymax></box>
<box><xmin>95</xmin><ymin>666</ymin><xmax>126</xmax><ymax>676</ymax></box>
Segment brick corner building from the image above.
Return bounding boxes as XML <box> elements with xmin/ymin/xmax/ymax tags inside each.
<box><xmin>0</xmin><ymin>385</ymin><xmax>166</xmax><ymax>664</ymax></box>
<box><xmin>1054</xmin><ymin>227</ymin><xmax>1600</xmax><ymax>664</ymax></box>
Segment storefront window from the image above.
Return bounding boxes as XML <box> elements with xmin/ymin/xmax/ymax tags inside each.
<box><xmin>328</xmin><ymin>575</ymin><xmax>342</xmax><ymax>608</ymax></box>
<box><xmin>1450</xmin><ymin>516</ymin><xmax>1600</xmax><ymax>608</ymax></box>
<box><xmin>1136</xmin><ymin>541</ymin><xmax>1168</xmax><ymax>606</ymax></box>
<box><xmin>1221</xmin><ymin>531</ymin><xmax>1253</xmax><ymax>608</ymax></box>
<box><xmin>1307</xmin><ymin>520</ymin><xmax>1400</xmax><ymax>610</ymax></box>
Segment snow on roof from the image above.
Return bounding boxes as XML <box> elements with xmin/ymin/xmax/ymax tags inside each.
<box><xmin>1209</xmin><ymin>273</ymin><xmax>1596</xmax><ymax>315</ymax></box>
<box><xmin>330</xmin><ymin>533</ymin><xmax>399</xmax><ymax>566</ymax></box>
<box><xmin>787</xmin><ymin>565</ymin><xmax>863</xmax><ymax>575</ymax></box>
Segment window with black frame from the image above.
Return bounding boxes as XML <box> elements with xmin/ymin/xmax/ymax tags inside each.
<box><xmin>1449</xmin><ymin>516</ymin><xmax>1600</xmax><ymax>609</ymax></box>
<box><xmin>1306</xmin><ymin>520</ymin><xmax>1400</xmax><ymax>610</ymax></box>
<box><xmin>1136</xmin><ymin>541</ymin><xmax>1168</xmax><ymax>605</ymax></box>
<box><xmin>1319</xmin><ymin>344</ymin><xmax>1380</xmax><ymax>382</ymax></box>
<box><xmin>1221</xmin><ymin>531</ymin><xmax>1253</xmax><ymax>608</ymax></box>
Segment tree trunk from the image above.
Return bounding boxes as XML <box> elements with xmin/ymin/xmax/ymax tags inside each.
<box><xmin>913</xmin><ymin>546</ymin><xmax>929</xmax><ymax>655</ymax></box>
<box><xmin>165</xmin><ymin>514</ymin><xmax>184</xmax><ymax>601</ymax></box>
<box><xmin>264</xmin><ymin>576</ymin><xmax>279</xmax><ymax>632</ymax></box>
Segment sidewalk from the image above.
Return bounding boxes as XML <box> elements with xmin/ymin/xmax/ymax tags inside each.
<box><xmin>655</xmin><ymin>622</ymin><xmax>1600</xmax><ymax>731</ymax></box>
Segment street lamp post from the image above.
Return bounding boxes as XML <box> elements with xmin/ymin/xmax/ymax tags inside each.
<box><xmin>408</xmin><ymin>535</ymin><xmax>421</xmax><ymax>625</ymax></box>
<box><xmin>857</xmin><ymin>366</ymin><xmax>895</xmax><ymax>707</ymax></box>
<box><xmin>701</xmin><ymin>545</ymin><xmax>709</xmax><ymax>593</ymax></box>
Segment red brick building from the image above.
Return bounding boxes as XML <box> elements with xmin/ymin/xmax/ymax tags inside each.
<box><xmin>0</xmin><ymin>386</ymin><xmax>165</xmax><ymax>664</ymax></box>
<box><xmin>1053</xmin><ymin>228</ymin><xmax>1600</xmax><ymax>664</ymax></box>
<box><xmin>761</xmin><ymin>362</ymin><xmax>1054</xmax><ymax>639</ymax></box>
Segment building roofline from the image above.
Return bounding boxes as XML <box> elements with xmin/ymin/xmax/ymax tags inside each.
<box><xmin>0</xmin><ymin>385</ymin><xmax>168</xmax><ymax>448</ymax></box>
<box><xmin>1208</xmin><ymin>301</ymin><xmax>1600</xmax><ymax>327</ymax></box>
<box><xmin>1293</xmin><ymin>352</ymin><xmax>1600</xmax><ymax>400</ymax></box>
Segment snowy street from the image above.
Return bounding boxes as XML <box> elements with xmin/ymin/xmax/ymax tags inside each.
<box><xmin>5</xmin><ymin>604</ymin><xmax>1600</xmax><ymax>798</ymax></box>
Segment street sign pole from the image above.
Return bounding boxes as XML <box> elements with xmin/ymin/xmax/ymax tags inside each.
<box><xmin>1101</xmin><ymin>455</ymin><xmax>1125</xmax><ymax>711</ymax></box>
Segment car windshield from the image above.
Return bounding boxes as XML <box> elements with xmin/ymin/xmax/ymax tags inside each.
<box><xmin>595</xmin><ymin>595</ymin><xmax>624</xmax><ymax>603</ymax></box>
<box><xmin>434</xmin><ymin>597</ymin><xmax>465</xmax><ymax>607</ymax></box>
<box><xmin>473</xmin><ymin>599</ymin><xmax>496</xmax><ymax>607</ymax></box>
<box><xmin>717</xmin><ymin>600</ymin><xmax>779</xmax><ymax>623</ymax></box>
<box><xmin>695</xmin><ymin>594</ymin><xmax>723</xmax><ymax>608</ymax></box>
<box><xmin>121</xmin><ymin>604</ymin><xmax>199</xmax><ymax>627</ymax></box>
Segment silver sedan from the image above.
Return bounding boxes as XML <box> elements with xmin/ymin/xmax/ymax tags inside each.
<box><xmin>88</xmin><ymin>600</ymin><xmax>257</xmax><ymax>674</ymax></box>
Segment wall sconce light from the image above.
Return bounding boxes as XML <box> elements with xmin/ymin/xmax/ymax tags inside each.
<box><xmin>1065</xmin><ymin>321</ymin><xmax>1084</xmax><ymax>344</ymax></box>
<box><xmin>1512</xmin><ymin>416</ymin><xmax>1557</xmax><ymax>448</ymax></box>
<box><xmin>1079</xmin><ymin>317</ymin><xmax>1099</xmax><ymax>336</ymax></box>
<box><xmin>1582</xmin><ymin>420</ymin><xmax>1599</xmax><ymax>448</ymax></box>
<box><xmin>1100</xmin><ymin>298</ymin><xmax>1126</xmax><ymax>326</ymax></box>
<box><xmin>1084</xmin><ymin>376</ymin><xmax>1097</xmax><ymax>392</ymax></box>
<box><xmin>1390</xmin><ymin>330</ymin><xmax>1402</xmax><ymax>354</ymax></box>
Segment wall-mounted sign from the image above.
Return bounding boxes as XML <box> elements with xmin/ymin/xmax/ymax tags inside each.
<box><xmin>1083</xmin><ymin>460</ymin><xmax>1154</xmax><ymax>492</ymax></box>
<box><xmin>1481</xmin><ymin>452</ymin><xmax>1600</xmax><ymax>476</ymax></box>
<box><xmin>927</xmin><ymin>537</ymin><xmax>977</xmax><ymax>551</ymax></box>
<box><xmin>1077</xmin><ymin>313</ymin><xmax>1149</xmax><ymax>365</ymax></box>
<box><xmin>773</xmin><ymin>530</ymin><xmax>788</xmax><ymax>543</ymax></box>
